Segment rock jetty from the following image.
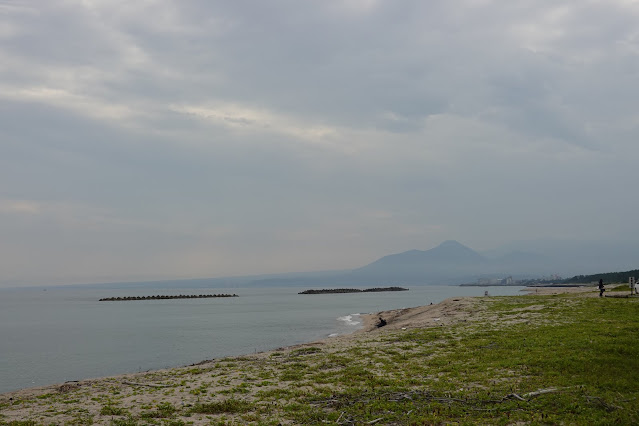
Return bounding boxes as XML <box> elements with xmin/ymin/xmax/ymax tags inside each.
<box><xmin>298</xmin><ymin>287</ymin><xmax>408</xmax><ymax>295</ymax></box>
<box><xmin>99</xmin><ymin>294</ymin><xmax>238</xmax><ymax>301</ymax></box>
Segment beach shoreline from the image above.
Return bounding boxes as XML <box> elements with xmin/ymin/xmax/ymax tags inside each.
<box><xmin>3</xmin><ymin>284</ymin><xmax>526</xmax><ymax>395</ymax></box>
<box><xmin>1</xmin><ymin>285</ymin><xmax>597</xmax><ymax>399</ymax></box>
<box><xmin>1</xmin><ymin>285</ymin><xmax>605</xmax><ymax>424</ymax></box>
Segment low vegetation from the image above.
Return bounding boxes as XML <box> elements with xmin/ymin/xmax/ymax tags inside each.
<box><xmin>563</xmin><ymin>268</ymin><xmax>639</xmax><ymax>284</ymax></box>
<box><xmin>1</xmin><ymin>292</ymin><xmax>637</xmax><ymax>424</ymax></box>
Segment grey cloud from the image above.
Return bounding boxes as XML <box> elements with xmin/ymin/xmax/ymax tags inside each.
<box><xmin>1</xmin><ymin>0</ymin><xmax>638</xmax><ymax>285</ymax></box>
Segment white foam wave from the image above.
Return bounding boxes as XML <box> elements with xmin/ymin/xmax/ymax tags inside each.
<box><xmin>337</xmin><ymin>313</ymin><xmax>361</xmax><ymax>326</ymax></box>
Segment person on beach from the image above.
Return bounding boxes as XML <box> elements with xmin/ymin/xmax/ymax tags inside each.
<box><xmin>598</xmin><ymin>279</ymin><xmax>605</xmax><ymax>297</ymax></box>
<box><xmin>375</xmin><ymin>316</ymin><xmax>387</xmax><ymax>328</ymax></box>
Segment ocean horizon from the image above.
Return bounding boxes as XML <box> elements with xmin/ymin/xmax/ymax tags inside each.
<box><xmin>0</xmin><ymin>283</ymin><xmax>525</xmax><ymax>394</ymax></box>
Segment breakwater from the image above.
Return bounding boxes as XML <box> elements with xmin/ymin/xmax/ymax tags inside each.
<box><xmin>299</xmin><ymin>287</ymin><xmax>408</xmax><ymax>295</ymax></box>
<box><xmin>99</xmin><ymin>294</ymin><xmax>238</xmax><ymax>301</ymax></box>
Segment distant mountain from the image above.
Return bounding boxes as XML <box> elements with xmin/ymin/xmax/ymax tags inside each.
<box><xmin>322</xmin><ymin>239</ymin><xmax>638</xmax><ymax>286</ymax></box>
<box><xmin>349</xmin><ymin>240</ymin><xmax>607</xmax><ymax>285</ymax></box>
<box><xmin>351</xmin><ymin>240</ymin><xmax>489</xmax><ymax>284</ymax></box>
<box><xmin>358</xmin><ymin>240</ymin><xmax>484</xmax><ymax>268</ymax></box>
<box><xmin>245</xmin><ymin>240</ymin><xmax>637</xmax><ymax>286</ymax></box>
<box><xmin>77</xmin><ymin>239</ymin><xmax>638</xmax><ymax>289</ymax></box>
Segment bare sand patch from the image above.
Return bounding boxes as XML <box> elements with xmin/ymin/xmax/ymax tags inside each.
<box><xmin>360</xmin><ymin>296</ymin><xmax>477</xmax><ymax>332</ymax></box>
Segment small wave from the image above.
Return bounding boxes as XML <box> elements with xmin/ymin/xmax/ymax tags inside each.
<box><xmin>328</xmin><ymin>333</ymin><xmax>339</xmax><ymax>338</ymax></box>
<box><xmin>337</xmin><ymin>313</ymin><xmax>361</xmax><ymax>326</ymax></box>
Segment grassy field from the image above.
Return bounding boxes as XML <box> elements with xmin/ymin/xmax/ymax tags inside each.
<box><xmin>1</xmin><ymin>291</ymin><xmax>638</xmax><ymax>425</ymax></box>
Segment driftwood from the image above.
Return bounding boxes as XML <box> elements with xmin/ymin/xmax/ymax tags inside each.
<box><xmin>585</xmin><ymin>395</ymin><xmax>621</xmax><ymax>412</ymax></box>
<box><xmin>505</xmin><ymin>387</ymin><xmax>568</xmax><ymax>401</ymax></box>
<box><xmin>312</xmin><ymin>387</ymin><xmax>578</xmax><ymax>409</ymax></box>
<box><xmin>505</xmin><ymin>393</ymin><xmax>526</xmax><ymax>401</ymax></box>
<box><xmin>313</xmin><ymin>387</ymin><xmax>585</xmax><ymax>424</ymax></box>
<box><xmin>523</xmin><ymin>387</ymin><xmax>560</xmax><ymax>398</ymax></box>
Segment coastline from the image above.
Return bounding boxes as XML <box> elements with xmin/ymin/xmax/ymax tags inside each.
<box><xmin>0</xmin><ymin>285</ymin><xmax>600</xmax><ymax>423</ymax></box>
<box><xmin>1</xmin><ymin>294</ymin><xmax>484</xmax><ymax>398</ymax></box>
<box><xmin>3</xmin><ymin>284</ymin><xmax>526</xmax><ymax>395</ymax></box>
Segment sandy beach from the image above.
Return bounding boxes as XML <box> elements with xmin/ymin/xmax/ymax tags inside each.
<box><xmin>0</xmin><ymin>285</ymin><xmax>599</xmax><ymax>424</ymax></box>
<box><xmin>358</xmin><ymin>285</ymin><xmax>597</xmax><ymax>331</ymax></box>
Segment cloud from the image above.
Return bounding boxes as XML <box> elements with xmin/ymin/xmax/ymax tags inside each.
<box><xmin>1</xmin><ymin>0</ymin><xmax>638</xmax><ymax>285</ymax></box>
<box><xmin>0</xmin><ymin>199</ymin><xmax>41</xmax><ymax>215</ymax></box>
<box><xmin>1</xmin><ymin>86</ymin><xmax>142</xmax><ymax>123</ymax></box>
<box><xmin>169</xmin><ymin>102</ymin><xmax>340</xmax><ymax>147</ymax></box>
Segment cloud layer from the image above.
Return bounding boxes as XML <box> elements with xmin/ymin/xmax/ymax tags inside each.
<box><xmin>1</xmin><ymin>0</ymin><xmax>638</xmax><ymax>285</ymax></box>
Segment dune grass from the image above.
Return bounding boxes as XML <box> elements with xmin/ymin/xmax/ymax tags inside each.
<box><xmin>1</xmin><ymin>292</ymin><xmax>637</xmax><ymax>425</ymax></box>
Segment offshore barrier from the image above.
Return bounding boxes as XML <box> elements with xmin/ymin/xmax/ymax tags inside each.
<box><xmin>99</xmin><ymin>294</ymin><xmax>238</xmax><ymax>301</ymax></box>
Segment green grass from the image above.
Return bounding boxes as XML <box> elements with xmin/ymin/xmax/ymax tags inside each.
<box><xmin>610</xmin><ymin>283</ymin><xmax>632</xmax><ymax>292</ymax></box>
<box><xmin>138</xmin><ymin>402</ymin><xmax>177</xmax><ymax>419</ymax></box>
<box><xmin>0</xmin><ymin>422</ymin><xmax>39</xmax><ymax>426</ymax></box>
<box><xmin>99</xmin><ymin>404</ymin><xmax>127</xmax><ymax>416</ymax></box>
<box><xmin>280</xmin><ymin>295</ymin><xmax>639</xmax><ymax>424</ymax></box>
<box><xmin>191</xmin><ymin>398</ymin><xmax>253</xmax><ymax>414</ymax></box>
<box><xmin>111</xmin><ymin>418</ymin><xmax>138</xmax><ymax>426</ymax></box>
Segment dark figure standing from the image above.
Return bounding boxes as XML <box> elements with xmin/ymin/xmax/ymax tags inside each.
<box><xmin>598</xmin><ymin>279</ymin><xmax>605</xmax><ymax>297</ymax></box>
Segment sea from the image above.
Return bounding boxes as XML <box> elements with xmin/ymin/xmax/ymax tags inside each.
<box><xmin>0</xmin><ymin>283</ymin><xmax>525</xmax><ymax>394</ymax></box>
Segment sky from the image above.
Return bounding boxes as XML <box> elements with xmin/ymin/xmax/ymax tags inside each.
<box><xmin>1</xmin><ymin>0</ymin><xmax>638</xmax><ymax>287</ymax></box>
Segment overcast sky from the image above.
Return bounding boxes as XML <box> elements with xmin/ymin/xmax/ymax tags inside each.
<box><xmin>1</xmin><ymin>0</ymin><xmax>638</xmax><ymax>286</ymax></box>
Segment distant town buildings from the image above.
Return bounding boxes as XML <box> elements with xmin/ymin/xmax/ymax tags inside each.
<box><xmin>477</xmin><ymin>276</ymin><xmax>513</xmax><ymax>285</ymax></box>
<box><xmin>474</xmin><ymin>275</ymin><xmax>562</xmax><ymax>286</ymax></box>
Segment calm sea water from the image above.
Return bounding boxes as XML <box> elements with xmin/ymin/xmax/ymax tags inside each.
<box><xmin>0</xmin><ymin>283</ymin><xmax>525</xmax><ymax>394</ymax></box>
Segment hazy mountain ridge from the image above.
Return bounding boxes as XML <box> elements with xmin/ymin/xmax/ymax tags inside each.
<box><xmin>54</xmin><ymin>239</ymin><xmax>639</xmax><ymax>289</ymax></box>
<box><xmin>362</xmin><ymin>241</ymin><xmax>486</xmax><ymax>266</ymax></box>
<box><xmin>342</xmin><ymin>239</ymin><xmax>638</xmax><ymax>285</ymax></box>
<box><xmin>351</xmin><ymin>240</ymin><xmax>487</xmax><ymax>284</ymax></box>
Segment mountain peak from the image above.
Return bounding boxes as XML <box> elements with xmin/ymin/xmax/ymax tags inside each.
<box><xmin>354</xmin><ymin>240</ymin><xmax>486</xmax><ymax>283</ymax></box>
<box><xmin>436</xmin><ymin>240</ymin><xmax>466</xmax><ymax>249</ymax></box>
